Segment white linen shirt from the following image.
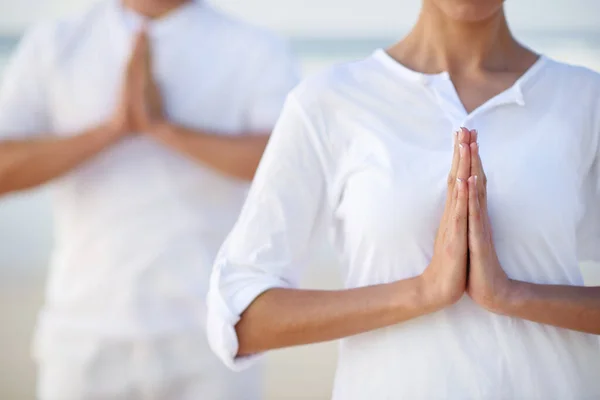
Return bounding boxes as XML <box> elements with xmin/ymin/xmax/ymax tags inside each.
<box><xmin>207</xmin><ymin>50</ymin><xmax>600</xmax><ymax>399</ymax></box>
<box><xmin>0</xmin><ymin>0</ymin><xmax>299</xmax><ymax>340</ymax></box>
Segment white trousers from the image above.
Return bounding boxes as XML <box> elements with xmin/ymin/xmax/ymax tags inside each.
<box><xmin>34</xmin><ymin>330</ymin><xmax>261</xmax><ymax>400</ymax></box>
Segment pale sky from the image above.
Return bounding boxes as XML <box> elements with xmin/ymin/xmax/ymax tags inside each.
<box><xmin>0</xmin><ymin>0</ymin><xmax>599</xmax><ymax>35</ymax></box>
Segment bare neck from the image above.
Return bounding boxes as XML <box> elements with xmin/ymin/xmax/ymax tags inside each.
<box><xmin>121</xmin><ymin>0</ymin><xmax>191</xmax><ymax>19</ymax></box>
<box><xmin>390</xmin><ymin>2</ymin><xmax>535</xmax><ymax>76</ymax></box>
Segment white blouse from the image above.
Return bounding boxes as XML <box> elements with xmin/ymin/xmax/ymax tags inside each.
<box><xmin>207</xmin><ymin>50</ymin><xmax>600</xmax><ymax>399</ymax></box>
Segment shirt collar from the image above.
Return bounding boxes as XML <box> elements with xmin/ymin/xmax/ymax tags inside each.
<box><xmin>373</xmin><ymin>48</ymin><xmax>548</xmax><ymax>108</ymax></box>
<box><xmin>108</xmin><ymin>0</ymin><xmax>199</xmax><ymax>37</ymax></box>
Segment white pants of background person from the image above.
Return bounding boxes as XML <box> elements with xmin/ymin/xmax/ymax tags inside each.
<box><xmin>0</xmin><ymin>0</ymin><xmax>299</xmax><ymax>398</ymax></box>
<box><xmin>35</xmin><ymin>330</ymin><xmax>260</xmax><ymax>400</ymax></box>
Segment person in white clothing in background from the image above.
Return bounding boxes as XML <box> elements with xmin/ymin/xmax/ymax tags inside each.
<box><xmin>207</xmin><ymin>0</ymin><xmax>600</xmax><ymax>398</ymax></box>
<box><xmin>0</xmin><ymin>0</ymin><xmax>298</xmax><ymax>399</ymax></box>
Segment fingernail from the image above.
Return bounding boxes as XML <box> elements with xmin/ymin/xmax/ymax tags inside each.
<box><xmin>474</xmin><ymin>175</ymin><xmax>478</xmax><ymax>184</ymax></box>
<box><xmin>459</xmin><ymin>144</ymin><xmax>465</xmax><ymax>156</ymax></box>
<box><xmin>456</xmin><ymin>178</ymin><xmax>464</xmax><ymax>188</ymax></box>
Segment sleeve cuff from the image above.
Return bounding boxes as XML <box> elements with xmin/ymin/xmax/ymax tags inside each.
<box><xmin>578</xmin><ymin>236</ymin><xmax>600</xmax><ymax>264</ymax></box>
<box><xmin>206</xmin><ymin>267</ymin><xmax>286</xmax><ymax>371</ymax></box>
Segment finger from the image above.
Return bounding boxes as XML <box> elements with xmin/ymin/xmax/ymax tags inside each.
<box><xmin>447</xmin><ymin>133</ymin><xmax>470</xmax><ymax>230</ymax></box>
<box><xmin>470</xmin><ymin>129</ymin><xmax>478</xmax><ymax>144</ymax></box>
<box><xmin>468</xmin><ymin>176</ymin><xmax>484</xmax><ymax>253</ymax></box>
<box><xmin>444</xmin><ymin>128</ymin><xmax>470</xmax><ymax>231</ymax></box>
<box><xmin>127</xmin><ymin>28</ymin><xmax>147</xmax><ymax>69</ymax></box>
<box><xmin>448</xmin><ymin>130</ymin><xmax>460</xmax><ymax>184</ymax></box>
<box><xmin>137</xmin><ymin>30</ymin><xmax>150</xmax><ymax>79</ymax></box>
<box><xmin>140</xmin><ymin>28</ymin><xmax>152</xmax><ymax>76</ymax></box>
<box><xmin>448</xmin><ymin>127</ymin><xmax>471</xmax><ymax>182</ymax></box>
<box><xmin>452</xmin><ymin>178</ymin><xmax>468</xmax><ymax>235</ymax></box>
<box><xmin>470</xmin><ymin>138</ymin><xmax>486</xmax><ymax>186</ymax></box>
<box><xmin>456</xmin><ymin>137</ymin><xmax>471</xmax><ymax>183</ymax></box>
<box><xmin>136</xmin><ymin>25</ymin><xmax>149</xmax><ymax>52</ymax></box>
<box><xmin>442</xmin><ymin>131</ymin><xmax>461</xmax><ymax>223</ymax></box>
<box><xmin>470</xmin><ymin>142</ymin><xmax>489</xmax><ymax>213</ymax></box>
<box><xmin>470</xmin><ymin>141</ymin><xmax>479</xmax><ymax>185</ymax></box>
<box><xmin>460</xmin><ymin>127</ymin><xmax>471</xmax><ymax>145</ymax></box>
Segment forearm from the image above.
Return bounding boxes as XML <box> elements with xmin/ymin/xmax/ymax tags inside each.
<box><xmin>235</xmin><ymin>276</ymin><xmax>440</xmax><ymax>357</ymax></box>
<box><xmin>149</xmin><ymin>122</ymin><xmax>269</xmax><ymax>181</ymax></box>
<box><xmin>0</xmin><ymin>125</ymin><xmax>121</xmax><ymax>194</ymax></box>
<box><xmin>495</xmin><ymin>280</ymin><xmax>600</xmax><ymax>335</ymax></box>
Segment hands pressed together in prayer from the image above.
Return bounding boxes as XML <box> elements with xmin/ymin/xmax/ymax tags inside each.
<box><xmin>422</xmin><ymin>127</ymin><xmax>511</xmax><ymax>312</ymax></box>
<box><xmin>107</xmin><ymin>27</ymin><xmax>165</xmax><ymax>138</ymax></box>
<box><xmin>102</xmin><ymin>26</ymin><xmax>268</xmax><ymax>181</ymax></box>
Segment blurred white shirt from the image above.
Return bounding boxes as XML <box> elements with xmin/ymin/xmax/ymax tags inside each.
<box><xmin>0</xmin><ymin>0</ymin><xmax>299</xmax><ymax>339</ymax></box>
<box><xmin>208</xmin><ymin>50</ymin><xmax>600</xmax><ymax>398</ymax></box>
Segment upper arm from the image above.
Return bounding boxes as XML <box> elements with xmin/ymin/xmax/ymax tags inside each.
<box><xmin>0</xmin><ymin>25</ymin><xmax>54</xmax><ymax>140</ymax></box>
<box><xmin>578</xmin><ymin>133</ymin><xmax>600</xmax><ymax>264</ymax></box>
<box><xmin>241</xmin><ymin>38</ymin><xmax>300</xmax><ymax>133</ymax></box>
<box><xmin>207</xmin><ymin>93</ymin><xmax>332</xmax><ymax>368</ymax></box>
<box><xmin>216</xmin><ymin>93</ymin><xmax>330</xmax><ymax>310</ymax></box>
<box><xmin>577</xmin><ymin>75</ymin><xmax>600</xmax><ymax>264</ymax></box>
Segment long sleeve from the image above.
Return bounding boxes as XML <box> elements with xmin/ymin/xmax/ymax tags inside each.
<box><xmin>577</xmin><ymin>87</ymin><xmax>600</xmax><ymax>264</ymax></box>
<box><xmin>577</xmin><ymin>147</ymin><xmax>600</xmax><ymax>264</ymax></box>
<box><xmin>206</xmin><ymin>93</ymin><xmax>331</xmax><ymax>370</ymax></box>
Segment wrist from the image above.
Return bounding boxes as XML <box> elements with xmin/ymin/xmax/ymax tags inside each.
<box><xmin>386</xmin><ymin>276</ymin><xmax>443</xmax><ymax>324</ymax></box>
<box><xmin>146</xmin><ymin>118</ymin><xmax>173</xmax><ymax>139</ymax></box>
<box><xmin>90</xmin><ymin>123</ymin><xmax>124</xmax><ymax>144</ymax></box>
<box><xmin>415</xmin><ymin>273</ymin><xmax>452</xmax><ymax>312</ymax></box>
<box><xmin>100</xmin><ymin>121</ymin><xmax>128</xmax><ymax>141</ymax></box>
<box><xmin>489</xmin><ymin>279</ymin><xmax>526</xmax><ymax>315</ymax></box>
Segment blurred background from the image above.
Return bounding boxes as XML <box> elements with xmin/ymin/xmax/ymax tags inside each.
<box><xmin>1</xmin><ymin>0</ymin><xmax>599</xmax><ymax>399</ymax></box>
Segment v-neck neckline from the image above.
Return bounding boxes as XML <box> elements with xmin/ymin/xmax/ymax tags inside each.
<box><xmin>373</xmin><ymin>49</ymin><xmax>548</xmax><ymax>119</ymax></box>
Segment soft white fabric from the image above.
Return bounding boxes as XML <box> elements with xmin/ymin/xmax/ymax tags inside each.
<box><xmin>35</xmin><ymin>329</ymin><xmax>261</xmax><ymax>400</ymax></box>
<box><xmin>0</xmin><ymin>0</ymin><xmax>299</xmax><ymax>339</ymax></box>
<box><xmin>207</xmin><ymin>49</ymin><xmax>600</xmax><ymax>399</ymax></box>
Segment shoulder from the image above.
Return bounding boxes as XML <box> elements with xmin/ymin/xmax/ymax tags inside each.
<box><xmin>282</xmin><ymin>55</ymin><xmax>380</xmax><ymax>152</ymax></box>
<box><xmin>291</xmin><ymin>55</ymin><xmax>381</xmax><ymax>119</ymax></box>
<box><xmin>533</xmin><ymin>57</ymin><xmax>600</xmax><ymax>133</ymax></box>
<box><xmin>541</xmin><ymin>57</ymin><xmax>600</xmax><ymax>99</ymax></box>
<box><xmin>541</xmin><ymin>58</ymin><xmax>600</xmax><ymax>164</ymax></box>
<box><xmin>16</xmin><ymin>1</ymin><xmax>108</xmax><ymax>64</ymax></box>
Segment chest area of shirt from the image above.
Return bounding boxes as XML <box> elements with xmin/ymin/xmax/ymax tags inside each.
<box><xmin>330</xmin><ymin>109</ymin><xmax>582</xmax><ymax>247</ymax></box>
<box><xmin>46</xmin><ymin>36</ymin><xmax>246</xmax><ymax>133</ymax></box>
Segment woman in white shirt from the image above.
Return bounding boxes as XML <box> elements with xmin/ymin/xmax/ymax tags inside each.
<box><xmin>207</xmin><ymin>0</ymin><xmax>600</xmax><ymax>398</ymax></box>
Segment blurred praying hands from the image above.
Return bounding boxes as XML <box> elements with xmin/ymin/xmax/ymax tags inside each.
<box><xmin>107</xmin><ymin>27</ymin><xmax>164</xmax><ymax>137</ymax></box>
